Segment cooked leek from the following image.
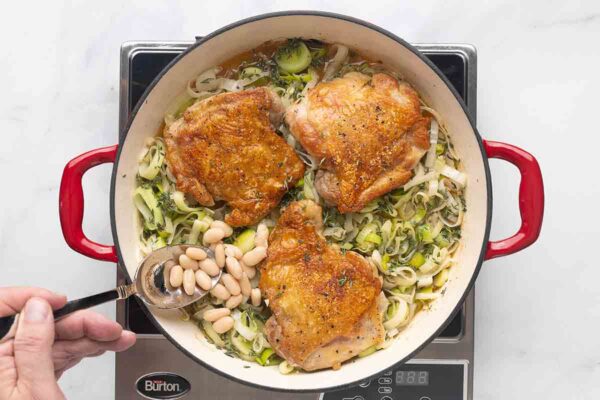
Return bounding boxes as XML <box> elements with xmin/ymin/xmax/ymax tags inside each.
<box><xmin>433</xmin><ymin>268</ymin><xmax>449</xmax><ymax>287</ymax></box>
<box><xmin>256</xmin><ymin>348</ymin><xmax>277</xmax><ymax>366</ymax></box>
<box><xmin>138</xmin><ymin>140</ymin><xmax>165</xmax><ymax>180</ymax></box>
<box><xmin>358</xmin><ymin>345</ymin><xmax>377</xmax><ymax>358</ymax></box>
<box><xmin>409</xmin><ymin>252</ymin><xmax>426</xmax><ymax>268</ymax></box>
<box><xmin>201</xmin><ymin>320</ymin><xmax>225</xmax><ymax>347</ymax></box>
<box><xmin>278</xmin><ymin>361</ymin><xmax>295</xmax><ymax>374</ymax></box>
<box><xmin>275</xmin><ymin>40</ymin><xmax>312</xmax><ymax>73</ymax></box>
<box><xmin>234</xmin><ymin>229</ymin><xmax>256</xmax><ymax>254</ymax></box>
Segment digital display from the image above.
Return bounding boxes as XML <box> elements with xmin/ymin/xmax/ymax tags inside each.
<box><xmin>395</xmin><ymin>370</ymin><xmax>429</xmax><ymax>386</ymax></box>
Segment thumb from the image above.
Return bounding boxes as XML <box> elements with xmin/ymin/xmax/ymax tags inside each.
<box><xmin>14</xmin><ymin>297</ymin><xmax>64</xmax><ymax>399</ymax></box>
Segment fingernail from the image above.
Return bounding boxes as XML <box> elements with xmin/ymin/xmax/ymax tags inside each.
<box><xmin>23</xmin><ymin>298</ymin><xmax>49</xmax><ymax>322</ymax></box>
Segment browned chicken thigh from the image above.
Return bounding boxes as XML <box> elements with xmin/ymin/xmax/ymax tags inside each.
<box><xmin>260</xmin><ymin>200</ymin><xmax>384</xmax><ymax>371</ymax></box>
<box><xmin>164</xmin><ymin>88</ymin><xmax>305</xmax><ymax>226</ymax></box>
<box><xmin>285</xmin><ymin>72</ymin><xmax>430</xmax><ymax>213</ymax></box>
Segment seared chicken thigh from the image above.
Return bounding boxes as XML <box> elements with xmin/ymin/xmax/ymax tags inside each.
<box><xmin>285</xmin><ymin>72</ymin><xmax>430</xmax><ymax>212</ymax></box>
<box><xmin>164</xmin><ymin>88</ymin><xmax>305</xmax><ymax>226</ymax></box>
<box><xmin>260</xmin><ymin>200</ymin><xmax>384</xmax><ymax>371</ymax></box>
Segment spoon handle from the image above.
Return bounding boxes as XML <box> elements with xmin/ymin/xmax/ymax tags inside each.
<box><xmin>0</xmin><ymin>285</ymin><xmax>136</xmax><ymax>343</ymax></box>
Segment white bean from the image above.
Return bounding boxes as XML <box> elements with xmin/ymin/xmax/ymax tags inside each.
<box><xmin>195</xmin><ymin>270</ymin><xmax>212</xmax><ymax>291</ymax></box>
<box><xmin>220</xmin><ymin>273</ymin><xmax>241</xmax><ymax>296</ymax></box>
<box><xmin>224</xmin><ymin>244</ymin><xmax>243</xmax><ymax>260</ymax></box>
<box><xmin>164</xmin><ymin>260</ymin><xmax>176</xmax><ymax>288</ymax></box>
<box><xmin>199</xmin><ymin>258</ymin><xmax>220</xmax><ymax>276</ymax></box>
<box><xmin>251</xmin><ymin>288</ymin><xmax>262</xmax><ymax>307</ymax></box>
<box><xmin>169</xmin><ymin>265</ymin><xmax>183</xmax><ymax>287</ymax></box>
<box><xmin>203</xmin><ymin>308</ymin><xmax>231</xmax><ymax>322</ymax></box>
<box><xmin>186</xmin><ymin>247</ymin><xmax>207</xmax><ymax>261</ymax></box>
<box><xmin>214</xmin><ymin>244</ymin><xmax>225</xmax><ymax>268</ymax></box>
<box><xmin>255</xmin><ymin>223</ymin><xmax>269</xmax><ymax>248</ymax></box>
<box><xmin>225</xmin><ymin>256</ymin><xmax>243</xmax><ymax>279</ymax></box>
<box><xmin>210</xmin><ymin>283</ymin><xmax>231</xmax><ymax>300</ymax></box>
<box><xmin>179</xmin><ymin>254</ymin><xmax>199</xmax><ymax>270</ymax></box>
<box><xmin>183</xmin><ymin>269</ymin><xmax>196</xmax><ymax>295</ymax></box>
<box><xmin>203</xmin><ymin>228</ymin><xmax>225</xmax><ymax>244</ymax></box>
<box><xmin>239</xmin><ymin>273</ymin><xmax>252</xmax><ymax>297</ymax></box>
<box><xmin>210</xmin><ymin>220</ymin><xmax>233</xmax><ymax>237</ymax></box>
<box><xmin>242</xmin><ymin>246</ymin><xmax>267</xmax><ymax>267</ymax></box>
<box><xmin>242</xmin><ymin>262</ymin><xmax>256</xmax><ymax>279</ymax></box>
<box><xmin>212</xmin><ymin>316</ymin><xmax>234</xmax><ymax>334</ymax></box>
<box><xmin>225</xmin><ymin>294</ymin><xmax>243</xmax><ymax>309</ymax></box>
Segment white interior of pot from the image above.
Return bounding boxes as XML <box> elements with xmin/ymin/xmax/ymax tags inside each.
<box><xmin>113</xmin><ymin>14</ymin><xmax>489</xmax><ymax>391</ymax></box>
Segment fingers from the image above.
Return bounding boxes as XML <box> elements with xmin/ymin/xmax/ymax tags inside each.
<box><xmin>52</xmin><ymin>331</ymin><xmax>136</xmax><ymax>374</ymax></box>
<box><xmin>52</xmin><ymin>310</ymin><xmax>136</xmax><ymax>378</ymax></box>
<box><xmin>0</xmin><ymin>340</ymin><xmax>13</xmax><ymax>357</ymax></box>
<box><xmin>55</xmin><ymin>310</ymin><xmax>123</xmax><ymax>341</ymax></box>
<box><xmin>13</xmin><ymin>297</ymin><xmax>64</xmax><ymax>398</ymax></box>
<box><xmin>54</xmin><ymin>331</ymin><xmax>136</xmax><ymax>355</ymax></box>
<box><xmin>0</xmin><ymin>287</ymin><xmax>66</xmax><ymax>316</ymax></box>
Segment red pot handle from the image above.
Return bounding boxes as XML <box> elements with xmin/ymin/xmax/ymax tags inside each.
<box><xmin>484</xmin><ymin>140</ymin><xmax>544</xmax><ymax>260</ymax></box>
<box><xmin>59</xmin><ymin>145</ymin><xmax>119</xmax><ymax>262</ymax></box>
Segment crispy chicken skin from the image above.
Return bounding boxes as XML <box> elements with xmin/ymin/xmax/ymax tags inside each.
<box><xmin>164</xmin><ymin>88</ymin><xmax>305</xmax><ymax>226</ymax></box>
<box><xmin>260</xmin><ymin>200</ymin><xmax>384</xmax><ymax>371</ymax></box>
<box><xmin>285</xmin><ymin>72</ymin><xmax>430</xmax><ymax>212</ymax></box>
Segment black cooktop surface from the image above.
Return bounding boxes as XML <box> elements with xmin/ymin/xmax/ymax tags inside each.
<box><xmin>124</xmin><ymin>48</ymin><xmax>468</xmax><ymax>339</ymax></box>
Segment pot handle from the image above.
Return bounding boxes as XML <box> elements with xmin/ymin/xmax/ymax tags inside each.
<box><xmin>59</xmin><ymin>145</ymin><xmax>119</xmax><ymax>262</ymax></box>
<box><xmin>484</xmin><ymin>140</ymin><xmax>544</xmax><ymax>260</ymax></box>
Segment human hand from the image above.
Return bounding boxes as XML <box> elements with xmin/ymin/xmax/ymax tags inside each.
<box><xmin>0</xmin><ymin>287</ymin><xmax>136</xmax><ymax>400</ymax></box>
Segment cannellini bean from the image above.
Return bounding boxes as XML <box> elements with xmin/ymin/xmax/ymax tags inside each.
<box><xmin>251</xmin><ymin>288</ymin><xmax>262</xmax><ymax>307</ymax></box>
<box><xmin>199</xmin><ymin>258</ymin><xmax>220</xmax><ymax>276</ymax></box>
<box><xmin>225</xmin><ymin>294</ymin><xmax>243</xmax><ymax>309</ymax></box>
<box><xmin>163</xmin><ymin>260</ymin><xmax>176</xmax><ymax>288</ymax></box>
<box><xmin>220</xmin><ymin>273</ymin><xmax>241</xmax><ymax>296</ymax></box>
<box><xmin>225</xmin><ymin>256</ymin><xmax>243</xmax><ymax>280</ymax></box>
<box><xmin>242</xmin><ymin>246</ymin><xmax>267</xmax><ymax>267</ymax></box>
<box><xmin>169</xmin><ymin>265</ymin><xmax>183</xmax><ymax>287</ymax></box>
<box><xmin>239</xmin><ymin>273</ymin><xmax>252</xmax><ymax>297</ymax></box>
<box><xmin>242</xmin><ymin>262</ymin><xmax>256</xmax><ymax>279</ymax></box>
<box><xmin>214</xmin><ymin>244</ymin><xmax>225</xmax><ymax>268</ymax></box>
<box><xmin>212</xmin><ymin>316</ymin><xmax>234</xmax><ymax>334</ymax></box>
<box><xmin>183</xmin><ymin>269</ymin><xmax>196</xmax><ymax>295</ymax></box>
<box><xmin>179</xmin><ymin>254</ymin><xmax>199</xmax><ymax>270</ymax></box>
<box><xmin>195</xmin><ymin>270</ymin><xmax>212</xmax><ymax>291</ymax></box>
<box><xmin>186</xmin><ymin>247</ymin><xmax>207</xmax><ymax>261</ymax></box>
<box><xmin>210</xmin><ymin>220</ymin><xmax>233</xmax><ymax>237</ymax></box>
<box><xmin>210</xmin><ymin>283</ymin><xmax>231</xmax><ymax>300</ymax></box>
<box><xmin>203</xmin><ymin>308</ymin><xmax>231</xmax><ymax>322</ymax></box>
<box><xmin>203</xmin><ymin>228</ymin><xmax>225</xmax><ymax>244</ymax></box>
<box><xmin>255</xmin><ymin>223</ymin><xmax>269</xmax><ymax>248</ymax></box>
<box><xmin>224</xmin><ymin>244</ymin><xmax>243</xmax><ymax>259</ymax></box>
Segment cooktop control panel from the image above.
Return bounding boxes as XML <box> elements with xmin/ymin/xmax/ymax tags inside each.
<box><xmin>321</xmin><ymin>361</ymin><xmax>467</xmax><ymax>400</ymax></box>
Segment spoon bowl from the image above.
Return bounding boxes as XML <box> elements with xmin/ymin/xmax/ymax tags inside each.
<box><xmin>135</xmin><ymin>245</ymin><xmax>221</xmax><ymax>309</ymax></box>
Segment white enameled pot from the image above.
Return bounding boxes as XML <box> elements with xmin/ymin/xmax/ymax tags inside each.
<box><xmin>58</xmin><ymin>11</ymin><xmax>544</xmax><ymax>392</ymax></box>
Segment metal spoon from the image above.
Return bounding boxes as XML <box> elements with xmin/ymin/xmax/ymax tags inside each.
<box><xmin>0</xmin><ymin>245</ymin><xmax>220</xmax><ymax>343</ymax></box>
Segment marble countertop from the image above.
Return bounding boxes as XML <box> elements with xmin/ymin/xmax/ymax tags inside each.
<box><xmin>1</xmin><ymin>1</ymin><xmax>598</xmax><ymax>399</ymax></box>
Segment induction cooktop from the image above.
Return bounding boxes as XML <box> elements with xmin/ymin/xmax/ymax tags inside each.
<box><xmin>116</xmin><ymin>40</ymin><xmax>477</xmax><ymax>400</ymax></box>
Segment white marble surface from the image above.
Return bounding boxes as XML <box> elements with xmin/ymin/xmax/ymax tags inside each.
<box><xmin>1</xmin><ymin>0</ymin><xmax>598</xmax><ymax>399</ymax></box>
